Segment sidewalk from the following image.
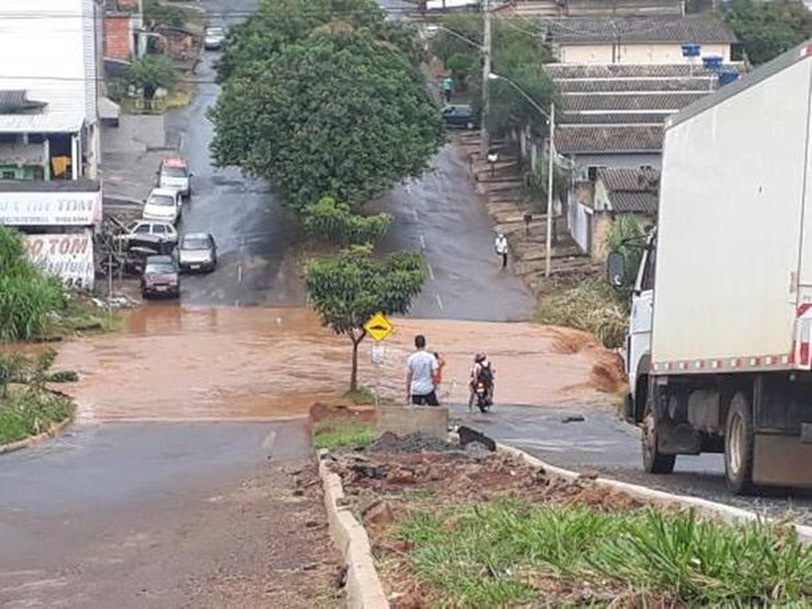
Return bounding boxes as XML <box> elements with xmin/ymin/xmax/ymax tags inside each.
<box><xmin>457</xmin><ymin>131</ymin><xmax>599</xmax><ymax>296</ymax></box>
<box><xmin>100</xmin><ymin>114</ymin><xmax>180</xmax><ymax>210</ymax></box>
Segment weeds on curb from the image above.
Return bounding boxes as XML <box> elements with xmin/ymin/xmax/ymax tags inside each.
<box><xmin>313</xmin><ymin>419</ymin><xmax>376</xmax><ymax>450</ymax></box>
<box><xmin>397</xmin><ymin>500</ymin><xmax>812</xmax><ymax>607</ymax></box>
<box><xmin>0</xmin><ymin>391</ymin><xmax>75</xmax><ymax>445</ymax></box>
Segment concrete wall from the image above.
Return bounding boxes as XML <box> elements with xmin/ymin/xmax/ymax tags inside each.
<box><xmin>559</xmin><ymin>42</ymin><xmax>731</xmax><ymax>64</ymax></box>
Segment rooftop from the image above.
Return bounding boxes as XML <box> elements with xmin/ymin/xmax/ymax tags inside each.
<box><xmin>556</xmin><ymin>126</ymin><xmax>663</xmax><ymax>153</ymax></box>
<box><xmin>598</xmin><ymin>167</ymin><xmax>660</xmax><ymax>213</ymax></box>
<box><xmin>543</xmin><ymin>15</ymin><xmax>737</xmax><ymax>45</ymax></box>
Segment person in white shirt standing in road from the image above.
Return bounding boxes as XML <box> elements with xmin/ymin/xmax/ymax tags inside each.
<box><xmin>495</xmin><ymin>233</ymin><xmax>508</xmax><ymax>269</ymax></box>
<box><xmin>406</xmin><ymin>335</ymin><xmax>440</xmax><ymax>406</ymax></box>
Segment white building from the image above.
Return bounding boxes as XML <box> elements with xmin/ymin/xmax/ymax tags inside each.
<box><xmin>0</xmin><ymin>0</ymin><xmax>101</xmax><ymax>180</ymax></box>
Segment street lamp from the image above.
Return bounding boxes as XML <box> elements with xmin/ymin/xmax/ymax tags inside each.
<box><xmin>488</xmin><ymin>72</ymin><xmax>556</xmax><ymax>278</ymax></box>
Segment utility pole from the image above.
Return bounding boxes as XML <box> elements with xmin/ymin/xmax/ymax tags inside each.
<box><xmin>479</xmin><ymin>0</ymin><xmax>492</xmax><ymax>157</ymax></box>
<box><xmin>545</xmin><ymin>102</ymin><xmax>555</xmax><ymax>278</ymax></box>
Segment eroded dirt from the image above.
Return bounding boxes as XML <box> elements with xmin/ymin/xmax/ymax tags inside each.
<box><xmin>54</xmin><ymin>305</ymin><xmax>620</xmax><ymax>421</ymax></box>
<box><xmin>324</xmin><ymin>441</ymin><xmax>650</xmax><ymax>608</ymax></box>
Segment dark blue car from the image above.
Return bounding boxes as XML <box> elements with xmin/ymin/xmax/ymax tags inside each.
<box><xmin>441</xmin><ymin>104</ymin><xmax>477</xmax><ymax>129</ymax></box>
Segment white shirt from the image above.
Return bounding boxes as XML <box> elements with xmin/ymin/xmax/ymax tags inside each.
<box><xmin>407</xmin><ymin>350</ymin><xmax>438</xmax><ymax>396</ymax></box>
<box><xmin>495</xmin><ymin>236</ymin><xmax>508</xmax><ymax>255</ymax></box>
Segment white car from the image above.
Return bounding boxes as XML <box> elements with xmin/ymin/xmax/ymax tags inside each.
<box><xmin>204</xmin><ymin>27</ymin><xmax>225</xmax><ymax>50</ymax></box>
<box><xmin>157</xmin><ymin>157</ymin><xmax>192</xmax><ymax>198</ymax></box>
<box><xmin>115</xmin><ymin>220</ymin><xmax>179</xmax><ymax>246</ymax></box>
<box><xmin>142</xmin><ymin>188</ymin><xmax>181</xmax><ymax>225</ymax></box>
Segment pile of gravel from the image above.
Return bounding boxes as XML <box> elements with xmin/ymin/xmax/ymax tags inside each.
<box><xmin>367</xmin><ymin>431</ymin><xmax>458</xmax><ymax>453</ymax></box>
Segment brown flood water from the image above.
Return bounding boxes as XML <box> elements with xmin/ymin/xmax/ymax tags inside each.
<box><xmin>53</xmin><ymin>304</ymin><xmax>616</xmax><ymax>422</ymax></box>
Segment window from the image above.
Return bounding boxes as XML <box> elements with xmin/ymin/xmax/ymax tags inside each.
<box><xmin>153</xmin><ymin>224</ymin><xmax>167</xmax><ymax>234</ymax></box>
<box><xmin>641</xmin><ymin>246</ymin><xmax>656</xmax><ymax>291</ymax></box>
<box><xmin>1</xmin><ymin>170</ymin><xmax>15</xmax><ymax>180</ymax></box>
<box><xmin>133</xmin><ymin>223</ymin><xmax>150</xmax><ymax>234</ymax></box>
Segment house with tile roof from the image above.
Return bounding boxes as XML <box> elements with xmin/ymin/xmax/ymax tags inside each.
<box><xmin>569</xmin><ymin>166</ymin><xmax>659</xmax><ymax>258</ymax></box>
<box><xmin>545</xmin><ymin>14</ymin><xmax>738</xmax><ymax>64</ymax></box>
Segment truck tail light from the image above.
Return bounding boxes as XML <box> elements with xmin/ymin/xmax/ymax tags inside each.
<box><xmin>801</xmin><ymin>319</ymin><xmax>812</xmax><ymax>366</ymax></box>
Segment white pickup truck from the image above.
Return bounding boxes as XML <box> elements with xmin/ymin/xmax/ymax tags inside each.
<box><xmin>609</xmin><ymin>41</ymin><xmax>812</xmax><ymax>494</ymax></box>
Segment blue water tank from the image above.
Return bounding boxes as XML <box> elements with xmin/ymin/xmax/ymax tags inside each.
<box><xmin>682</xmin><ymin>43</ymin><xmax>701</xmax><ymax>57</ymax></box>
<box><xmin>703</xmin><ymin>55</ymin><xmax>723</xmax><ymax>70</ymax></box>
<box><xmin>718</xmin><ymin>70</ymin><xmax>740</xmax><ymax>86</ymax></box>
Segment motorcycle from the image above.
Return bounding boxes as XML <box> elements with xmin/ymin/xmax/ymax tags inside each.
<box><xmin>473</xmin><ymin>380</ymin><xmax>493</xmax><ymax>413</ymax></box>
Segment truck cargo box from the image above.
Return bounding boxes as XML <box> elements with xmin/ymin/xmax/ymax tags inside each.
<box><xmin>652</xmin><ymin>46</ymin><xmax>812</xmax><ymax>372</ymax></box>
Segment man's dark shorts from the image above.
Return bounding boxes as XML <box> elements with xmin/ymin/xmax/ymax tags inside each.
<box><xmin>411</xmin><ymin>391</ymin><xmax>440</xmax><ymax>406</ymax></box>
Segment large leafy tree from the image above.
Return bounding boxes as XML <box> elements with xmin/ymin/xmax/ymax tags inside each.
<box><xmin>724</xmin><ymin>0</ymin><xmax>812</xmax><ymax>66</ymax></box>
<box><xmin>305</xmin><ymin>246</ymin><xmax>425</xmax><ymax>391</ymax></box>
<box><xmin>210</xmin><ymin>30</ymin><xmax>444</xmax><ymax>210</ymax></box>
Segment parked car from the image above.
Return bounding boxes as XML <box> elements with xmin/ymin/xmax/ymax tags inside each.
<box><xmin>157</xmin><ymin>157</ymin><xmax>192</xmax><ymax>198</ymax></box>
<box><xmin>178</xmin><ymin>232</ymin><xmax>218</xmax><ymax>273</ymax></box>
<box><xmin>141</xmin><ymin>255</ymin><xmax>181</xmax><ymax>299</ymax></box>
<box><xmin>142</xmin><ymin>188</ymin><xmax>181</xmax><ymax>225</ymax></box>
<box><xmin>116</xmin><ymin>220</ymin><xmax>179</xmax><ymax>247</ymax></box>
<box><xmin>441</xmin><ymin>104</ymin><xmax>476</xmax><ymax>129</ymax></box>
<box><xmin>204</xmin><ymin>26</ymin><xmax>226</xmax><ymax>50</ymax></box>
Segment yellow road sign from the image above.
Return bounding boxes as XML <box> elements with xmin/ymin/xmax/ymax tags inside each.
<box><xmin>364</xmin><ymin>312</ymin><xmax>394</xmax><ymax>341</ymax></box>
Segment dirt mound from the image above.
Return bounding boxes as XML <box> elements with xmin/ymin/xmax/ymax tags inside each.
<box><xmin>549</xmin><ymin>328</ymin><xmax>595</xmax><ymax>354</ymax></box>
<box><xmin>368</xmin><ymin>431</ymin><xmax>458</xmax><ymax>454</ymax></box>
<box><xmin>590</xmin><ymin>352</ymin><xmax>626</xmax><ymax>393</ymax></box>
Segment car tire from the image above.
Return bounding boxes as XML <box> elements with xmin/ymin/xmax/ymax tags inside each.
<box><xmin>725</xmin><ymin>391</ymin><xmax>756</xmax><ymax>495</ymax></box>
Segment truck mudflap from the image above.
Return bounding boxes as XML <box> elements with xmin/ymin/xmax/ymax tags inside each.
<box><xmin>753</xmin><ymin>431</ymin><xmax>812</xmax><ymax>487</ymax></box>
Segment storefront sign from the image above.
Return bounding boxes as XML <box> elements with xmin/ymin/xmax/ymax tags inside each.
<box><xmin>25</xmin><ymin>231</ymin><xmax>95</xmax><ymax>291</ymax></box>
<box><xmin>0</xmin><ymin>190</ymin><xmax>102</xmax><ymax>226</ymax></box>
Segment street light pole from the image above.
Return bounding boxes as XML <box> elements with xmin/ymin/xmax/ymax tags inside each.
<box><xmin>487</xmin><ymin>72</ymin><xmax>556</xmax><ymax>277</ymax></box>
<box><xmin>545</xmin><ymin>102</ymin><xmax>555</xmax><ymax>278</ymax></box>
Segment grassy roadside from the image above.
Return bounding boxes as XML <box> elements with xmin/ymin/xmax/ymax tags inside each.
<box><xmin>313</xmin><ymin>419</ymin><xmax>376</xmax><ymax>450</ymax></box>
<box><xmin>0</xmin><ymin>391</ymin><xmax>75</xmax><ymax>445</ymax></box>
<box><xmin>397</xmin><ymin>500</ymin><xmax>812</xmax><ymax>607</ymax></box>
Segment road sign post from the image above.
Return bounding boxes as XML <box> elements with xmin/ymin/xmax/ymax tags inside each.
<box><xmin>364</xmin><ymin>313</ymin><xmax>395</xmax><ymax>408</ymax></box>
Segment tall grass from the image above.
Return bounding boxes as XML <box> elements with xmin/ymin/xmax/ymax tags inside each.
<box><xmin>535</xmin><ymin>278</ymin><xmax>627</xmax><ymax>348</ymax></box>
<box><xmin>397</xmin><ymin>501</ymin><xmax>812</xmax><ymax>607</ymax></box>
<box><xmin>0</xmin><ymin>227</ymin><xmax>69</xmax><ymax>341</ymax></box>
<box><xmin>312</xmin><ymin>418</ymin><xmax>376</xmax><ymax>449</ymax></box>
<box><xmin>0</xmin><ymin>391</ymin><xmax>75</xmax><ymax>444</ymax></box>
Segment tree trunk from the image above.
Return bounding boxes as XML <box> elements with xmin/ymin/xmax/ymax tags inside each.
<box><xmin>350</xmin><ymin>338</ymin><xmax>359</xmax><ymax>393</ymax></box>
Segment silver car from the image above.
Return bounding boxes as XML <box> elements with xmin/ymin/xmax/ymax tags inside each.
<box><xmin>204</xmin><ymin>27</ymin><xmax>225</xmax><ymax>50</ymax></box>
<box><xmin>178</xmin><ymin>232</ymin><xmax>217</xmax><ymax>273</ymax></box>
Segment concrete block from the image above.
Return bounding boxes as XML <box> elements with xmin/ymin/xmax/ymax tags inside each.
<box><xmin>376</xmin><ymin>404</ymin><xmax>448</xmax><ymax>439</ymax></box>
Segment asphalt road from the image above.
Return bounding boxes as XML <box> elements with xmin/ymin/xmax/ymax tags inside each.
<box><xmin>376</xmin><ymin>144</ymin><xmax>535</xmax><ymax>321</ymax></box>
<box><xmin>451</xmin><ymin>401</ymin><xmax>812</xmax><ymax>523</ymax></box>
<box><xmin>0</xmin><ymin>420</ymin><xmax>311</xmax><ymax>608</ymax></box>
<box><xmin>165</xmin><ymin>3</ymin><xmax>303</xmax><ymax>308</ymax></box>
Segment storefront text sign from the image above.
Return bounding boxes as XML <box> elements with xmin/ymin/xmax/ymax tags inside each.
<box><xmin>26</xmin><ymin>231</ymin><xmax>95</xmax><ymax>291</ymax></box>
<box><xmin>0</xmin><ymin>190</ymin><xmax>102</xmax><ymax>226</ymax></box>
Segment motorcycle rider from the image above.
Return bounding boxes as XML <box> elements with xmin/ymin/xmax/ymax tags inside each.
<box><xmin>468</xmin><ymin>351</ymin><xmax>495</xmax><ymax>411</ymax></box>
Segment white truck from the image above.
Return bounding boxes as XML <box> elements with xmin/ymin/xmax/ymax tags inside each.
<box><xmin>609</xmin><ymin>41</ymin><xmax>812</xmax><ymax>494</ymax></box>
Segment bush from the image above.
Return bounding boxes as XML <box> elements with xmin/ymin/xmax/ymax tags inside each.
<box><xmin>302</xmin><ymin>196</ymin><xmax>393</xmax><ymax>246</ymax></box>
<box><xmin>535</xmin><ymin>279</ymin><xmax>627</xmax><ymax>348</ymax></box>
<box><xmin>0</xmin><ymin>391</ymin><xmax>75</xmax><ymax>445</ymax></box>
<box><xmin>126</xmin><ymin>55</ymin><xmax>179</xmax><ymax>99</ymax></box>
<box><xmin>0</xmin><ymin>227</ymin><xmax>69</xmax><ymax>341</ymax></box>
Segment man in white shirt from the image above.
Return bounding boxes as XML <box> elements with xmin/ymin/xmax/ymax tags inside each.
<box><xmin>495</xmin><ymin>233</ymin><xmax>508</xmax><ymax>269</ymax></box>
<box><xmin>406</xmin><ymin>334</ymin><xmax>440</xmax><ymax>406</ymax></box>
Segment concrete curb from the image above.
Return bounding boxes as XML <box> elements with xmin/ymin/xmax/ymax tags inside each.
<box><xmin>317</xmin><ymin>450</ymin><xmax>389</xmax><ymax>609</ymax></box>
<box><xmin>0</xmin><ymin>413</ymin><xmax>75</xmax><ymax>456</ymax></box>
<box><xmin>492</xmin><ymin>440</ymin><xmax>812</xmax><ymax>544</ymax></box>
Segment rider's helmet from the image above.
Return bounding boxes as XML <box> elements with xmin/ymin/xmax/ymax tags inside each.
<box><xmin>475</xmin><ymin>351</ymin><xmax>487</xmax><ymax>362</ymax></box>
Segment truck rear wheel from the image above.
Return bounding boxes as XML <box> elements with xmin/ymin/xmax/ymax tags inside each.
<box><xmin>642</xmin><ymin>409</ymin><xmax>676</xmax><ymax>474</ymax></box>
<box><xmin>725</xmin><ymin>392</ymin><xmax>755</xmax><ymax>494</ymax></box>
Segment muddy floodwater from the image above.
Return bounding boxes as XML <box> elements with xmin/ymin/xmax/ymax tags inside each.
<box><xmin>54</xmin><ymin>304</ymin><xmax>617</xmax><ymax>421</ymax></box>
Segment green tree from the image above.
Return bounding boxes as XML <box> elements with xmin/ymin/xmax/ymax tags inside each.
<box><xmin>305</xmin><ymin>246</ymin><xmax>425</xmax><ymax>391</ymax></box>
<box><xmin>210</xmin><ymin>30</ymin><xmax>444</xmax><ymax>211</ymax></box>
<box><xmin>125</xmin><ymin>55</ymin><xmax>179</xmax><ymax>99</ymax></box>
<box><xmin>302</xmin><ymin>197</ymin><xmax>393</xmax><ymax>246</ymax></box>
<box><xmin>216</xmin><ymin>0</ymin><xmax>421</xmax><ymax>82</ymax></box>
<box><xmin>143</xmin><ymin>0</ymin><xmax>185</xmax><ymax>29</ymax></box>
<box><xmin>724</xmin><ymin>0</ymin><xmax>812</xmax><ymax>65</ymax></box>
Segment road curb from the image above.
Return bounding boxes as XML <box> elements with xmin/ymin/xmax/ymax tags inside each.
<box><xmin>493</xmin><ymin>440</ymin><xmax>812</xmax><ymax>545</ymax></box>
<box><xmin>317</xmin><ymin>450</ymin><xmax>389</xmax><ymax>609</ymax></box>
<box><xmin>0</xmin><ymin>413</ymin><xmax>75</xmax><ymax>456</ymax></box>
